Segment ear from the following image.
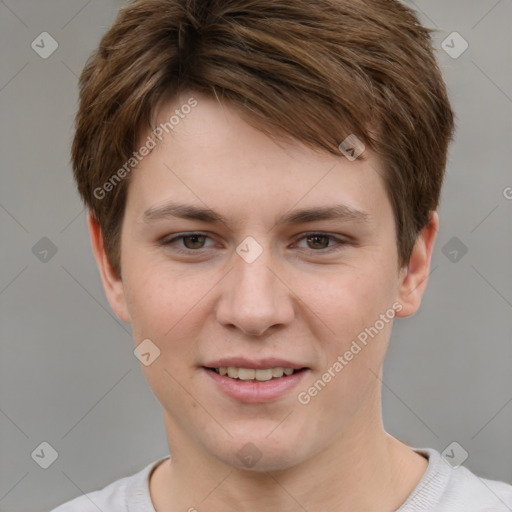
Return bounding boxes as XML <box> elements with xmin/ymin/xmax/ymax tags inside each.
<box><xmin>87</xmin><ymin>212</ymin><xmax>131</xmax><ymax>324</ymax></box>
<box><xmin>395</xmin><ymin>211</ymin><xmax>439</xmax><ymax>318</ymax></box>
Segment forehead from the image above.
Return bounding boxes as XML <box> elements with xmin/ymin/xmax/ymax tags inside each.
<box><xmin>126</xmin><ymin>92</ymin><xmax>391</xmax><ymax>228</ymax></box>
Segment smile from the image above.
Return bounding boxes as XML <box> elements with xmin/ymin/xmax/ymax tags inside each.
<box><xmin>203</xmin><ymin>366</ymin><xmax>309</xmax><ymax>403</ymax></box>
<box><xmin>209</xmin><ymin>367</ymin><xmax>299</xmax><ymax>381</ymax></box>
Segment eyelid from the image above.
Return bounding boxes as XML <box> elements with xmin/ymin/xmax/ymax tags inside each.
<box><xmin>292</xmin><ymin>232</ymin><xmax>349</xmax><ymax>251</ymax></box>
<box><xmin>159</xmin><ymin>231</ymin><xmax>216</xmax><ymax>251</ymax></box>
<box><xmin>160</xmin><ymin>231</ymin><xmax>350</xmax><ymax>254</ymax></box>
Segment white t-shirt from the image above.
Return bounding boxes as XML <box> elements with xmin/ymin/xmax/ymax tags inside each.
<box><xmin>50</xmin><ymin>448</ymin><xmax>512</xmax><ymax>511</ymax></box>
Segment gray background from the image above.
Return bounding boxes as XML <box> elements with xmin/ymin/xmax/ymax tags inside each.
<box><xmin>0</xmin><ymin>1</ymin><xmax>511</xmax><ymax>511</ymax></box>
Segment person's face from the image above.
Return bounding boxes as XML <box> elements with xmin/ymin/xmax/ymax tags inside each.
<box><xmin>90</xmin><ymin>91</ymin><xmax>436</xmax><ymax>471</ymax></box>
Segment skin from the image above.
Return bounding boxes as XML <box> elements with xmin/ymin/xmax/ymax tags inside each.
<box><xmin>88</xmin><ymin>91</ymin><xmax>438</xmax><ymax>511</ymax></box>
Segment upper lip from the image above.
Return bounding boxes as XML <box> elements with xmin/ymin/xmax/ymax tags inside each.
<box><xmin>203</xmin><ymin>357</ymin><xmax>308</xmax><ymax>370</ymax></box>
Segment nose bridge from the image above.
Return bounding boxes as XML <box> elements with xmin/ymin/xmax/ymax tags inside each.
<box><xmin>233</xmin><ymin>235</ymin><xmax>275</xmax><ymax>291</ymax></box>
<box><xmin>215</xmin><ymin>237</ymin><xmax>293</xmax><ymax>335</ymax></box>
<box><xmin>236</xmin><ymin>252</ymin><xmax>275</xmax><ymax>297</ymax></box>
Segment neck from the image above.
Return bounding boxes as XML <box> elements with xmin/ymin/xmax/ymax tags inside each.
<box><xmin>151</xmin><ymin>396</ymin><xmax>428</xmax><ymax>512</ymax></box>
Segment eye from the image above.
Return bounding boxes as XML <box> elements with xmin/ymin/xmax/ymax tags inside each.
<box><xmin>160</xmin><ymin>232</ymin><xmax>215</xmax><ymax>252</ymax></box>
<box><xmin>294</xmin><ymin>233</ymin><xmax>348</xmax><ymax>252</ymax></box>
<box><xmin>159</xmin><ymin>231</ymin><xmax>349</xmax><ymax>255</ymax></box>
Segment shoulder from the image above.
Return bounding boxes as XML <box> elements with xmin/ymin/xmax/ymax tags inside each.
<box><xmin>49</xmin><ymin>476</ymin><xmax>129</xmax><ymax>512</ymax></box>
<box><xmin>49</xmin><ymin>457</ymin><xmax>168</xmax><ymax>512</ymax></box>
<box><xmin>400</xmin><ymin>448</ymin><xmax>512</xmax><ymax>512</ymax></box>
<box><xmin>442</xmin><ymin>463</ymin><xmax>512</xmax><ymax>510</ymax></box>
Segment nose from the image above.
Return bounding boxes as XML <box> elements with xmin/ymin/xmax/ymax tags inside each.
<box><xmin>215</xmin><ymin>245</ymin><xmax>295</xmax><ymax>337</ymax></box>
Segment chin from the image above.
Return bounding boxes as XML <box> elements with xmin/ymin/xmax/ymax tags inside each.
<box><xmin>227</xmin><ymin>448</ymin><xmax>307</xmax><ymax>473</ymax></box>
<box><xmin>211</xmin><ymin>428</ymin><xmax>316</xmax><ymax>473</ymax></box>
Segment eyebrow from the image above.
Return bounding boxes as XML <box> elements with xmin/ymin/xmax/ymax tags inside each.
<box><xmin>141</xmin><ymin>201</ymin><xmax>370</xmax><ymax>226</ymax></box>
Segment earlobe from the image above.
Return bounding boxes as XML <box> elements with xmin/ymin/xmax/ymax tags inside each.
<box><xmin>87</xmin><ymin>212</ymin><xmax>131</xmax><ymax>324</ymax></box>
<box><xmin>395</xmin><ymin>211</ymin><xmax>439</xmax><ymax>318</ymax></box>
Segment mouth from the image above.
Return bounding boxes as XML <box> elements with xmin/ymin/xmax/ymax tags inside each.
<box><xmin>204</xmin><ymin>366</ymin><xmax>307</xmax><ymax>381</ymax></box>
<box><xmin>202</xmin><ymin>362</ymin><xmax>310</xmax><ymax>403</ymax></box>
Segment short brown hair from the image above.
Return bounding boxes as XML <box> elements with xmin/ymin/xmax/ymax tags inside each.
<box><xmin>72</xmin><ymin>0</ymin><xmax>454</xmax><ymax>277</ymax></box>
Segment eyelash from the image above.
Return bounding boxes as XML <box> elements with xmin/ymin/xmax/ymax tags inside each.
<box><xmin>159</xmin><ymin>232</ymin><xmax>349</xmax><ymax>255</ymax></box>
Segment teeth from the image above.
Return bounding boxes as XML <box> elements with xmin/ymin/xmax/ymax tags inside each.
<box><xmin>255</xmin><ymin>369</ymin><xmax>273</xmax><ymax>381</ymax></box>
<box><xmin>238</xmin><ymin>368</ymin><xmax>255</xmax><ymax>380</ymax></box>
<box><xmin>215</xmin><ymin>367</ymin><xmax>297</xmax><ymax>380</ymax></box>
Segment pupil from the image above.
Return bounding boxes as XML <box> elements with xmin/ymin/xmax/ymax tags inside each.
<box><xmin>184</xmin><ymin>235</ymin><xmax>206</xmax><ymax>249</ymax></box>
<box><xmin>307</xmin><ymin>235</ymin><xmax>329</xmax><ymax>249</ymax></box>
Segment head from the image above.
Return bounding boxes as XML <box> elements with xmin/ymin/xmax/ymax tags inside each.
<box><xmin>75</xmin><ymin>0</ymin><xmax>454</xmax><ymax>471</ymax></box>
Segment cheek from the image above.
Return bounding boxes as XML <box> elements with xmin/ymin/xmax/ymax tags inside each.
<box><xmin>123</xmin><ymin>260</ymin><xmax>199</xmax><ymax>338</ymax></box>
<box><xmin>298</xmin><ymin>260</ymin><xmax>397</xmax><ymax>340</ymax></box>
<box><xmin>294</xmin><ymin>256</ymin><xmax>398</xmax><ymax>400</ymax></box>
<box><xmin>123</xmin><ymin>264</ymin><xmax>210</xmax><ymax>416</ymax></box>
<box><xmin>122</xmin><ymin>261</ymin><xmax>225</xmax><ymax>379</ymax></box>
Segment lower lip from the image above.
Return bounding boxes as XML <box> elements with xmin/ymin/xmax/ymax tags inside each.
<box><xmin>203</xmin><ymin>368</ymin><xmax>309</xmax><ymax>403</ymax></box>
